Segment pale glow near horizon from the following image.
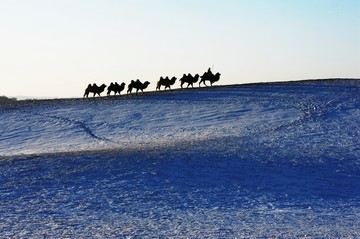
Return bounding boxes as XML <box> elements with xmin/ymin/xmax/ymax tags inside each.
<box><xmin>0</xmin><ymin>0</ymin><xmax>359</xmax><ymax>98</ymax></box>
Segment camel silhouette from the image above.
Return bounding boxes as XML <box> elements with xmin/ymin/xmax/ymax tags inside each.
<box><xmin>83</xmin><ymin>83</ymin><xmax>107</xmax><ymax>98</ymax></box>
<box><xmin>199</xmin><ymin>68</ymin><xmax>221</xmax><ymax>87</ymax></box>
<box><xmin>107</xmin><ymin>82</ymin><xmax>126</xmax><ymax>96</ymax></box>
<box><xmin>156</xmin><ymin>76</ymin><xmax>177</xmax><ymax>91</ymax></box>
<box><xmin>127</xmin><ymin>79</ymin><xmax>150</xmax><ymax>95</ymax></box>
<box><xmin>179</xmin><ymin>73</ymin><xmax>200</xmax><ymax>88</ymax></box>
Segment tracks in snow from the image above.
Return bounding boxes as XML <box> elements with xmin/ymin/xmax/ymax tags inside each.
<box><xmin>28</xmin><ymin>112</ymin><xmax>110</xmax><ymax>142</ymax></box>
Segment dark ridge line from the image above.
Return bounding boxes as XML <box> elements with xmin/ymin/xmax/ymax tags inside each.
<box><xmin>6</xmin><ymin>78</ymin><xmax>360</xmax><ymax>106</ymax></box>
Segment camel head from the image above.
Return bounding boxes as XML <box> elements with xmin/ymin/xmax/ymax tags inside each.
<box><xmin>215</xmin><ymin>73</ymin><xmax>221</xmax><ymax>80</ymax></box>
<box><xmin>170</xmin><ymin>77</ymin><xmax>177</xmax><ymax>83</ymax></box>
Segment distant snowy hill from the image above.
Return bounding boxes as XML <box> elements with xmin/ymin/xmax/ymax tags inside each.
<box><xmin>0</xmin><ymin>79</ymin><xmax>359</xmax><ymax>237</ymax></box>
<box><xmin>1</xmin><ymin>79</ymin><xmax>359</xmax><ymax>158</ymax></box>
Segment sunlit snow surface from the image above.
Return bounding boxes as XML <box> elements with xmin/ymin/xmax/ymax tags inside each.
<box><xmin>1</xmin><ymin>80</ymin><xmax>360</xmax><ymax>238</ymax></box>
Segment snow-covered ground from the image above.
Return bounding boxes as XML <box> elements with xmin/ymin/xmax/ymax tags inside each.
<box><xmin>0</xmin><ymin>79</ymin><xmax>359</xmax><ymax>237</ymax></box>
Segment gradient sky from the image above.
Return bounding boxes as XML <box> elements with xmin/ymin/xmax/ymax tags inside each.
<box><xmin>1</xmin><ymin>0</ymin><xmax>359</xmax><ymax>98</ymax></box>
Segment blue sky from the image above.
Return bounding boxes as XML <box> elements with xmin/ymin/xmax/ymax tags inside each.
<box><xmin>1</xmin><ymin>0</ymin><xmax>359</xmax><ymax>98</ymax></box>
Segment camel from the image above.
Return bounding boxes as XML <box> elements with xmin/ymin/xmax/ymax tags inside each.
<box><xmin>83</xmin><ymin>83</ymin><xmax>107</xmax><ymax>98</ymax></box>
<box><xmin>107</xmin><ymin>82</ymin><xmax>126</xmax><ymax>96</ymax></box>
<box><xmin>127</xmin><ymin>79</ymin><xmax>150</xmax><ymax>95</ymax></box>
<box><xmin>179</xmin><ymin>73</ymin><xmax>200</xmax><ymax>88</ymax></box>
<box><xmin>156</xmin><ymin>76</ymin><xmax>177</xmax><ymax>91</ymax></box>
<box><xmin>199</xmin><ymin>68</ymin><xmax>221</xmax><ymax>87</ymax></box>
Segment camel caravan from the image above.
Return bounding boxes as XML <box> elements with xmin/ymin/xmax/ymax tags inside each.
<box><xmin>83</xmin><ymin>68</ymin><xmax>221</xmax><ymax>98</ymax></box>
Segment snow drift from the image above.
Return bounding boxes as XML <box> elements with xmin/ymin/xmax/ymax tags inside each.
<box><xmin>0</xmin><ymin>79</ymin><xmax>359</xmax><ymax>237</ymax></box>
